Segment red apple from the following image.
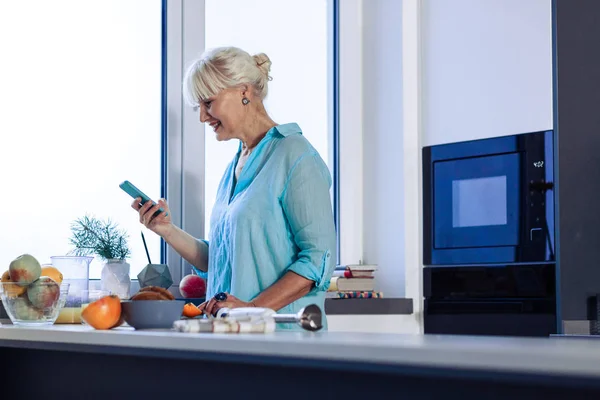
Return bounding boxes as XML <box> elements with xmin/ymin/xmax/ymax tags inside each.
<box><xmin>179</xmin><ymin>274</ymin><xmax>206</xmax><ymax>298</ymax></box>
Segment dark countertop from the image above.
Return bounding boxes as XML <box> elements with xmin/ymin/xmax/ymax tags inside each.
<box><xmin>1</xmin><ymin>324</ymin><xmax>600</xmax><ymax>378</ymax></box>
<box><xmin>4</xmin><ymin>325</ymin><xmax>600</xmax><ymax>399</ymax></box>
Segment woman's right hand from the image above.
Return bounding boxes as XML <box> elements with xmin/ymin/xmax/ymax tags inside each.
<box><xmin>131</xmin><ymin>197</ymin><xmax>173</xmax><ymax>238</ymax></box>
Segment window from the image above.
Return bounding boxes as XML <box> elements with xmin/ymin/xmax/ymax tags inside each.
<box><xmin>0</xmin><ymin>0</ymin><xmax>163</xmax><ymax>279</ymax></box>
<box><xmin>202</xmin><ymin>0</ymin><xmax>332</xmax><ymax>237</ymax></box>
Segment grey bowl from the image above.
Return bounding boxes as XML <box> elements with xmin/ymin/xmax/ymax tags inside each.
<box><xmin>121</xmin><ymin>300</ymin><xmax>184</xmax><ymax>329</ymax></box>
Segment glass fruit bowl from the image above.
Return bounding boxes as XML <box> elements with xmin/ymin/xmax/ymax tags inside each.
<box><xmin>1</xmin><ymin>280</ymin><xmax>69</xmax><ymax>326</ymax></box>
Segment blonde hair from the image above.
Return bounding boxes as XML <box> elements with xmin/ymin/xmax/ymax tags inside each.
<box><xmin>183</xmin><ymin>46</ymin><xmax>272</xmax><ymax>106</ymax></box>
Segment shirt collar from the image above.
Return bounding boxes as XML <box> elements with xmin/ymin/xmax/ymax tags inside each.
<box><xmin>236</xmin><ymin>123</ymin><xmax>303</xmax><ymax>153</ymax></box>
<box><xmin>269</xmin><ymin>123</ymin><xmax>302</xmax><ymax>137</ymax></box>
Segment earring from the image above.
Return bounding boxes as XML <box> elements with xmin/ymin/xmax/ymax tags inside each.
<box><xmin>242</xmin><ymin>97</ymin><xmax>250</xmax><ymax>105</ymax></box>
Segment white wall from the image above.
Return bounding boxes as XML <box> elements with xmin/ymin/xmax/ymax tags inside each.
<box><xmin>338</xmin><ymin>1</ymin><xmax>553</xmax><ymax>334</ymax></box>
<box><xmin>421</xmin><ymin>0</ymin><xmax>553</xmax><ymax>146</ymax></box>
<box><xmin>401</xmin><ymin>0</ymin><xmax>424</xmax><ymax>333</ymax></box>
<box><xmin>362</xmin><ymin>0</ymin><xmax>405</xmax><ymax>298</ymax></box>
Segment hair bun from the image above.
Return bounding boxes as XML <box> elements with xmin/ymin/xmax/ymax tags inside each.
<box><xmin>253</xmin><ymin>53</ymin><xmax>272</xmax><ymax>80</ymax></box>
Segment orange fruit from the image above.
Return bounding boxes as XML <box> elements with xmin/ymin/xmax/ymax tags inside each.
<box><xmin>81</xmin><ymin>295</ymin><xmax>122</xmax><ymax>330</ymax></box>
<box><xmin>182</xmin><ymin>302</ymin><xmax>202</xmax><ymax>318</ymax></box>
<box><xmin>40</xmin><ymin>266</ymin><xmax>63</xmax><ymax>284</ymax></box>
<box><xmin>1</xmin><ymin>270</ymin><xmax>11</xmax><ymax>282</ymax></box>
<box><xmin>1</xmin><ymin>270</ymin><xmax>26</xmax><ymax>297</ymax></box>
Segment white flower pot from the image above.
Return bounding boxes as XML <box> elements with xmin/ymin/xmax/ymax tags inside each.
<box><xmin>101</xmin><ymin>259</ymin><xmax>131</xmax><ymax>299</ymax></box>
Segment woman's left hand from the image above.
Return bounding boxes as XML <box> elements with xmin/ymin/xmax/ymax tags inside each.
<box><xmin>199</xmin><ymin>292</ymin><xmax>253</xmax><ymax>317</ymax></box>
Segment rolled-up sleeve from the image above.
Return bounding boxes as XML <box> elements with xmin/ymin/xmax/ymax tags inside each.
<box><xmin>280</xmin><ymin>151</ymin><xmax>337</xmax><ymax>292</ymax></box>
<box><xmin>191</xmin><ymin>239</ymin><xmax>209</xmax><ymax>279</ymax></box>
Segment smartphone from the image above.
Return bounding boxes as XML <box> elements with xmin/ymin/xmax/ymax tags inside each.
<box><xmin>119</xmin><ymin>180</ymin><xmax>165</xmax><ymax>216</ymax></box>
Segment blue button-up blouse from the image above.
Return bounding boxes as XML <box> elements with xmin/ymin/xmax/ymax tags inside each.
<box><xmin>194</xmin><ymin>123</ymin><xmax>337</xmax><ymax>331</ymax></box>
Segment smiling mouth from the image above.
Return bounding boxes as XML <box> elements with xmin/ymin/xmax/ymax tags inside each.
<box><xmin>209</xmin><ymin>122</ymin><xmax>221</xmax><ymax>132</ymax></box>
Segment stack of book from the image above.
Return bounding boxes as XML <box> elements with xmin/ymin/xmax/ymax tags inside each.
<box><xmin>326</xmin><ymin>264</ymin><xmax>383</xmax><ymax>299</ymax></box>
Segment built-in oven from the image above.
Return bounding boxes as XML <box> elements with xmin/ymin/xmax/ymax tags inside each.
<box><xmin>422</xmin><ymin>131</ymin><xmax>556</xmax><ymax>337</ymax></box>
<box><xmin>423</xmin><ymin>130</ymin><xmax>555</xmax><ymax>265</ymax></box>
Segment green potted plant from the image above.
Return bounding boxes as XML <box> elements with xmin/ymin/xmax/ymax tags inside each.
<box><xmin>69</xmin><ymin>215</ymin><xmax>132</xmax><ymax>298</ymax></box>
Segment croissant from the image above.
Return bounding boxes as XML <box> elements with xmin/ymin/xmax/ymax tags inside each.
<box><xmin>130</xmin><ymin>286</ymin><xmax>175</xmax><ymax>301</ymax></box>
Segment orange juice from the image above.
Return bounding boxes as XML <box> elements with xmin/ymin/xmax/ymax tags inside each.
<box><xmin>55</xmin><ymin>307</ymin><xmax>82</xmax><ymax>324</ymax></box>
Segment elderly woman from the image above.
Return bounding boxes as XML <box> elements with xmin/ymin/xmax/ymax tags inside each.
<box><xmin>132</xmin><ymin>46</ymin><xmax>337</xmax><ymax>330</ymax></box>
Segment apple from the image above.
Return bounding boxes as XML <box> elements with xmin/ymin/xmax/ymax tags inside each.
<box><xmin>179</xmin><ymin>274</ymin><xmax>206</xmax><ymax>298</ymax></box>
<box><xmin>27</xmin><ymin>276</ymin><xmax>60</xmax><ymax>309</ymax></box>
<box><xmin>9</xmin><ymin>254</ymin><xmax>41</xmax><ymax>286</ymax></box>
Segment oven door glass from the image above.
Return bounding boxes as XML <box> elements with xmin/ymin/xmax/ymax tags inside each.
<box><xmin>433</xmin><ymin>153</ymin><xmax>520</xmax><ymax>249</ymax></box>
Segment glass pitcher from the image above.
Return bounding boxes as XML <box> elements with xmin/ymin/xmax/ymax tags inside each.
<box><xmin>50</xmin><ymin>256</ymin><xmax>93</xmax><ymax>324</ymax></box>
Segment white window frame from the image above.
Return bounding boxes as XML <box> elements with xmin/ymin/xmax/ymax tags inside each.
<box><xmin>164</xmin><ymin>0</ymin><xmax>206</xmax><ymax>286</ymax></box>
<box><xmin>337</xmin><ymin>0</ymin><xmax>364</xmax><ymax>266</ymax></box>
